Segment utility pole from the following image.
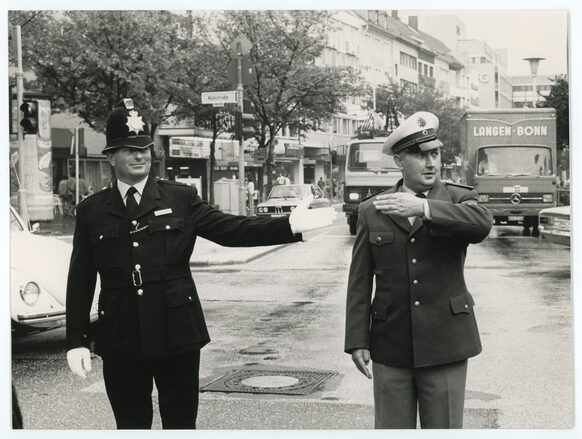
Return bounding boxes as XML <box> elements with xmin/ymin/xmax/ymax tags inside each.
<box><xmin>13</xmin><ymin>25</ymin><xmax>30</xmax><ymax>226</ymax></box>
<box><xmin>236</xmin><ymin>42</ymin><xmax>246</xmax><ymax>216</ymax></box>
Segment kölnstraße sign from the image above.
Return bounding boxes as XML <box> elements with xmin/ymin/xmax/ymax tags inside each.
<box><xmin>201</xmin><ymin>91</ymin><xmax>238</xmax><ymax>105</ymax></box>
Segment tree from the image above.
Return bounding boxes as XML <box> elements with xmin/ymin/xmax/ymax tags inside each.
<box><xmin>218</xmin><ymin>10</ymin><xmax>365</xmax><ymax>191</ymax></box>
<box><xmin>370</xmin><ymin>80</ymin><xmax>464</xmax><ymax>164</ymax></box>
<box><xmin>9</xmin><ymin>10</ymin><xmax>192</xmax><ymax>138</ymax></box>
<box><xmin>541</xmin><ymin>75</ymin><xmax>569</xmax><ymax>150</ymax></box>
<box><xmin>166</xmin><ymin>13</ymin><xmax>234</xmax><ymax>204</ymax></box>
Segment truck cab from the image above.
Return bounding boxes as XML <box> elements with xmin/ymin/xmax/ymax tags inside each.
<box><xmin>341</xmin><ymin>138</ymin><xmax>401</xmax><ymax>234</ymax></box>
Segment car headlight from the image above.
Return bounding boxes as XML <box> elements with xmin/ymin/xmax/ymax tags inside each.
<box><xmin>543</xmin><ymin>194</ymin><xmax>554</xmax><ymax>203</ymax></box>
<box><xmin>349</xmin><ymin>193</ymin><xmax>360</xmax><ymax>200</ymax></box>
<box><xmin>478</xmin><ymin>194</ymin><xmax>490</xmax><ymax>203</ymax></box>
<box><xmin>20</xmin><ymin>281</ymin><xmax>41</xmax><ymax>306</ymax></box>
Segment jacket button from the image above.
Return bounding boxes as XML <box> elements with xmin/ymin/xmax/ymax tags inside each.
<box><xmin>166</xmin><ymin>225</ymin><xmax>171</xmax><ymax>230</ymax></box>
<box><xmin>413</xmin><ymin>279</ymin><xmax>419</xmax><ymax>285</ymax></box>
<box><xmin>133</xmin><ymin>242</ymin><xmax>139</xmax><ymax>247</ymax></box>
<box><xmin>99</xmin><ymin>235</ymin><xmax>104</xmax><ymax>240</ymax></box>
<box><xmin>465</xmin><ymin>304</ymin><xmax>469</xmax><ymax>309</ymax></box>
<box><xmin>410</xmin><ymin>238</ymin><xmax>416</xmax><ymax>243</ymax></box>
<box><xmin>137</xmin><ymin>289</ymin><xmax>144</xmax><ymax>296</ymax></box>
<box><xmin>414</xmin><ymin>301</ymin><xmax>420</xmax><ymax>306</ymax></box>
<box><xmin>100</xmin><ymin>310</ymin><xmax>105</xmax><ymax>315</ymax></box>
<box><xmin>411</xmin><ymin>258</ymin><xmax>417</xmax><ymax>264</ymax></box>
<box><xmin>132</xmin><ymin>220</ymin><xmax>138</xmax><ymax>226</ymax></box>
<box><xmin>376</xmin><ymin>236</ymin><xmax>382</xmax><ymax>242</ymax></box>
<box><xmin>135</xmin><ymin>264</ymin><xmax>141</xmax><ymax>270</ymax></box>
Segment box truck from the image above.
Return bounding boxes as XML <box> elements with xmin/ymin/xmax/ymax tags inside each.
<box><xmin>460</xmin><ymin>108</ymin><xmax>557</xmax><ymax>235</ymax></box>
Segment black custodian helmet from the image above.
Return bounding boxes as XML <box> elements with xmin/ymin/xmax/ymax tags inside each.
<box><xmin>102</xmin><ymin>98</ymin><xmax>154</xmax><ymax>154</ymax></box>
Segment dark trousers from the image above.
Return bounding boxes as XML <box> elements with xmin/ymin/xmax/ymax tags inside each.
<box><xmin>372</xmin><ymin>359</ymin><xmax>468</xmax><ymax>429</ymax></box>
<box><xmin>102</xmin><ymin>350</ymin><xmax>200</xmax><ymax>429</ymax></box>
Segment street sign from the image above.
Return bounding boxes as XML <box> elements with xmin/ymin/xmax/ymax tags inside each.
<box><xmin>201</xmin><ymin>91</ymin><xmax>238</xmax><ymax>105</ymax></box>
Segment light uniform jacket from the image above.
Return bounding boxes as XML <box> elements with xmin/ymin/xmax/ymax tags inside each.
<box><xmin>344</xmin><ymin>179</ymin><xmax>493</xmax><ymax>368</ymax></box>
<box><xmin>66</xmin><ymin>177</ymin><xmax>301</xmax><ymax>360</ymax></box>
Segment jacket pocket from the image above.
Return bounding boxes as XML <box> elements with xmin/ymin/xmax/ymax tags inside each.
<box><xmin>449</xmin><ymin>293</ymin><xmax>475</xmax><ymax>314</ymax></box>
<box><xmin>369</xmin><ymin>231</ymin><xmax>395</xmax><ymax>270</ymax></box>
<box><xmin>165</xmin><ymin>284</ymin><xmax>207</xmax><ymax>350</ymax></box>
<box><xmin>147</xmin><ymin>217</ymin><xmax>185</xmax><ymax>265</ymax></box>
<box><xmin>95</xmin><ymin>295</ymin><xmax>121</xmax><ymax>356</ymax></box>
<box><xmin>89</xmin><ymin>224</ymin><xmax>120</xmax><ymax>268</ymax></box>
<box><xmin>371</xmin><ymin>300</ymin><xmax>389</xmax><ymax>320</ymax></box>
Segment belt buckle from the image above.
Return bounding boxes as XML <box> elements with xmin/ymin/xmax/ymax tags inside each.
<box><xmin>132</xmin><ymin>268</ymin><xmax>143</xmax><ymax>286</ymax></box>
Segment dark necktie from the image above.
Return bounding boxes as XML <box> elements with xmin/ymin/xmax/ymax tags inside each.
<box><xmin>126</xmin><ymin>186</ymin><xmax>138</xmax><ymax>218</ymax></box>
<box><xmin>415</xmin><ymin>192</ymin><xmax>427</xmax><ymax>199</ymax></box>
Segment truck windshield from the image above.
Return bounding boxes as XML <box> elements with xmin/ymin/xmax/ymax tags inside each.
<box><xmin>476</xmin><ymin>146</ymin><xmax>553</xmax><ymax>176</ymax></box>
<box><xmin>347</xmin><ymin>143</ymin><xmax>398</xmax><ymax>172</ymax></box>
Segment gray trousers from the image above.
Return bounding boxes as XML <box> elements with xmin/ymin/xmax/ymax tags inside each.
<box><xmin>372</xmin><ymin>359</ymin><xmax>468</xmax><ymax>429</ymax></box>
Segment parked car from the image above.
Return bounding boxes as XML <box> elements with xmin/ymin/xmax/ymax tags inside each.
<box><xmin>256</xmin><ymin>184</ymin><xmax>331</xmax><ymax>217</ymax></box>
<box><xmin>538</xmin><ymin>205</ymin><xmax>571</xmax><ymax>247</ymax></box>
<box><xmin>10</xmin><ymin>206</ymin><xmax>99</xmax><ymax>335</ymax></box>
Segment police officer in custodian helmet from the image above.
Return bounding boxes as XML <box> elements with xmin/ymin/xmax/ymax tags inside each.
<box><xmin>344</xmin><ymin>111</ymin><xmax>493</xmax><ymax>429</ymax></box>
<box><xmin>65</xmin><ymin>98</ymin><xmax>336</xmax><ymax>429</ymax></box>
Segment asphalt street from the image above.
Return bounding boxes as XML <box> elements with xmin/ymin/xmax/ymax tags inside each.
<box><xmin>11</xmin><ymin>213</ymin><xmax>573</xmax><ymax>431</ymax></box>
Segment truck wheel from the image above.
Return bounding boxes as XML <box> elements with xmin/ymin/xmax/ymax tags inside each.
<box><xmin>348</xmin><ymin>215</ymin><xmax>357</xmax><ymax>235</ymax></box>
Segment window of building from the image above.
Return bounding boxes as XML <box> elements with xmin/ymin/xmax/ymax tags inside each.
<box><xmin>400</xmin><ymin>52</ymin><xmax>417</xmax><ymax>70</ymax></box>
<box><xmin>429</xmin><ymin>66</ymin><xmax>433</xmax><ymax>78</ymax></box>
<box><xmin>456</xmin><ymin>25</ymin><xmax>461</xmax><ymax>37</ymax></box>
<box><xmin>395</xmin><ymin>63</ymin><xmax>398</xmax><ymax>76</ymax></box>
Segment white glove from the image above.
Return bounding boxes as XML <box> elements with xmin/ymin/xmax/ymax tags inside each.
<box><xmin>289</xmin><ymin>194</ymin><xmax>337</xmax><ymax>234</ymax></box>
<box><xmin>67</xmin><ymin>347</ymin><xmax>92</xmax><ymax>378</ymax></box>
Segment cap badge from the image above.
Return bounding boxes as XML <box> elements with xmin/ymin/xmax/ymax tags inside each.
<box><xmin>126</xmin><ymin>110</ymin><xmax>145</xmax><ymax>135</ymax></box>
<box><xmin>417</xmin><ymin>117</ymin><xmax>427</xmax><ymax>128</ymax></box>
<box><xmin>122</xmin><ymin>98</ymin><xmax>134</xmax><ymax>109</ymax></box>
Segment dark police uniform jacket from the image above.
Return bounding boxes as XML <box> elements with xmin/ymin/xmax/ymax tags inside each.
<box><xmin>344</xmin><ymin>180</ymin><xmax>493</xmax><ymax>368</ymax></box>
<box><xmin>66</xmin><ymin>177</ymin><xmax>301</xmax><ymax>360</ymax></box>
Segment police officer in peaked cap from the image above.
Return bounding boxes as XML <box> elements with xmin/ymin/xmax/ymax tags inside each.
<box><xmin>345</xmin><ymin>111</ymin><xmax>493</xmax><ymax>429</ymax></box>
<box><xmin>65</xmin><ymin>98</ymin><xmax>336</xmax><ymax>429</ymax></box>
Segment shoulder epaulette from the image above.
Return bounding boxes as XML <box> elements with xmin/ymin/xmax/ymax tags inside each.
<box><xmin>157</xmin><ymin>179</ymin><xmax>190</xmax><ymax>187</ymax></box>
<box><xmin>78</xmin><ymin>186</ymin><xmax>109</xmax><ymax>204</ymax></box>
<box><xmin>444</xmin><ymin>181</ymin><xmax>474</xmax><ymax>190</ymax></box>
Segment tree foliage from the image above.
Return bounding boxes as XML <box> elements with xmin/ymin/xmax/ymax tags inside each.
<box><xmin>9</xmin><ymin>10</ymin><xmax>192</xmax><ymax>135</ymax></box>
<box><xmin>217</xmin><ymin>10</ymin><xmax>365</xmax><ymax>189</ymax></box>
<box><xmin>369</xmin><ymin>80</ymin><xmax>465</xmax><ymax>164</ymax></box>
<box><xmin>540</xmin><ymin>74</ymin><xmax>569</xmax><ymax>150</ymax></box>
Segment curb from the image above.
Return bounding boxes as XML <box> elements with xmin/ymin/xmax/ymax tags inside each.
<box><xmin>189</xmin><ymin>243</ymin><xmax>289</xmax><ymax>267</ymax></box>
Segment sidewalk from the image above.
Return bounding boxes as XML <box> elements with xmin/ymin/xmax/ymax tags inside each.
<box><xmin>34</xmin><ymin>213</ymin><xmax>290</xmax><ymax>267</ymax></box>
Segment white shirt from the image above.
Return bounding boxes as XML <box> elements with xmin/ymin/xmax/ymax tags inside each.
<box><xmin>401</xmin><ymin>183</ymin><xmax>431</xmax><ymax>225</ymax></box>
<box><xmin>117</xmin><ymin>176</ymin><xmax>148</xmax><ymax>206</ymax></box>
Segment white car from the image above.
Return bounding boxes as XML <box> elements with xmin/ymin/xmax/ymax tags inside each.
<box><xmin>538</xmin><ymin>205</ymin><xmax>571</xmax><ymax>247</ymax></box>
<box><xmin>10</xmin><ymin>206</ymin><xmax>99</xmax><ymax>335</ymax></box>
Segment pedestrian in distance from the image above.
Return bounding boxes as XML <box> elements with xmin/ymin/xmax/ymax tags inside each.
<box><xmin>65</xmin><ymin>98</ymin><xmax>336</xmax><ymax>429</ymax></box>
<box><xmin>317</xmin><ymin>176</ymin><xmax>326</xmax><ymax>192</ymax></box>
<box><xmin>58</xmin><ymin>176</ymin><xmax>72</xmax><ymax>216</ymax></box>
<box><xmin>344</xmin><ymin>111</ymin><xmax>493</xmax><ymax>429</ymax></box>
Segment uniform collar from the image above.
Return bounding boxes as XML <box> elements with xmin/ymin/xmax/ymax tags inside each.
<box><xmin>117</xmin><ymin>176</ymin><xmax>148</xmax><ymax>199</ymax></box>
<box><xmin>401</xmin><ymin>183</ymin><xmax>430</xmax><ymax>197</ymax></box>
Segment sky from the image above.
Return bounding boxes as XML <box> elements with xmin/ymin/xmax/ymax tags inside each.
<box><xmin>399</xmin><ymin>10</ymin><xmax>569</xmax><ymax>77</ymax></box>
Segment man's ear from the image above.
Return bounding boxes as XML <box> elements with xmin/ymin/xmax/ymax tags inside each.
<box><xmin>393</xmin><ymin>154</ymin><xmax>403</xmax><ymax>169</ymax></box>
<box><xmin>105</xmin><ymin>152</ymin><xmax>115</xmax><ymax>167</ymax></box>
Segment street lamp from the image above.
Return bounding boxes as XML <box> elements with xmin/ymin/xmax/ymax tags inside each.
<box><xmin>523</xmin><ymin>57</ymin><xmax>545</xmax><ymax>108</ymax></box>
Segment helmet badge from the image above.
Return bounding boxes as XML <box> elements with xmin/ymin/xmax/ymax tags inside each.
<box><xmin>126</xmin><ymin>110</ymin><xmax>145</xmax><ymax>135</ymax></box>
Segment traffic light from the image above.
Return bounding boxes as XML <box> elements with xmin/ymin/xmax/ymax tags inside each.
<box><xmin>234</xmin><ymin>111</ymin><xmax>256</xmax><ymax>140</ymax></box>
<box><xmin>20</xmin><ymin>100</ymin><xmax>38</xmax><ymax>134</ymax></box>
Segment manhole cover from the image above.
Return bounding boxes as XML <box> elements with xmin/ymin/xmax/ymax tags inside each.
<box><xmin>201</xmin><ymin>367</ymin><xmax>336</xmax><ymax>395</ymax></box>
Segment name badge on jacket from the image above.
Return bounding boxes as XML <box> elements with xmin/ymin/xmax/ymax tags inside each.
<box><xmin>154</xmin><ymin>208</ymin><xmax>173</xmax><ymax>216</ymax></box>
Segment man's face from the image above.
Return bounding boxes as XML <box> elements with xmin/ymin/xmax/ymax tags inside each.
<box><xmin>107</xmin><ymin>147</ymin><xmax>151</xmax><ymax>184</ymax></box>
<box><xmin>394</xmin><ymin>147</ymin><xmax>441</xmax><ymax>193</ymax></box>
